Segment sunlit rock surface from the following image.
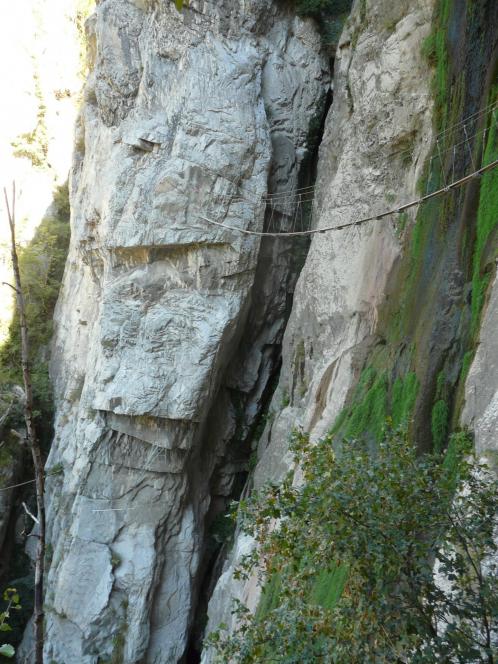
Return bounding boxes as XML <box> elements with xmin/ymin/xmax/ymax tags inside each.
<box><xmin>38</xmin><ymin>1</ymin><xmax>328</xmax><ymax>662</ymax></box>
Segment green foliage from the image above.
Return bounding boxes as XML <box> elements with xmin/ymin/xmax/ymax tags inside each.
<box><xmin>11</xmin><ymin>73</ymin><xmax>48</xmax><ymax>169</ymax></box>
<box><xmin>255</xmin><ymin>572</ymin><xmax>282</xmax><ymax>621</ymax></box>
<box><xmin>248</xmin><ymin>450</ymin><xmax>258</xmax><ymax>472</ymax></box>
<box><xmin>207</xmin><ymin>430</ymin><xmax>498</xmax><ymax>663</ymax></box>
<box><xmin>75</xmin><ymin>0</ymin><xmax>96</xmax><ymax>79</ymax></box>
<box><xmin>442</xmin><ymin>431</ymin><xmax>473</xmax><ymax>491</ymax></box>
<box><xmin>110</xmin><ymin>554</ymin><xmax>122</xmax><ymax>568</ymax></box>
<box><xmin>460</xmin><ymin>349</ymin><xmax>474</xmax><ymax>383</ymax></box>
<box><xmin>435</xmin><ymin>369</ymin><xmax>446</xmax><ymax>398</ymax></box>
<box><xmin>333</xmin><ymin>367</ymin><xmax>388</xmax><ymax>443</ymax></box>
<box><xmin>431</xmin><ymin>399</ymin><xmax>449</xmax><ymax>453</ymax></box>
<box><xmin>471</xmin><ymin>96</ymin><xmax>498</xmax><ymax>334</ymax></box>
<box><xmin>0</xmin><ymin>574</ymin><xmax>32</xmax><ymax>652</ymax></box>
<box><xmin>421</xmin><ymin>0</ymin><xmax>452</xmax><ymax>128</ymax></box>
<box><xmin>0</xmin><ymin>588</ymin><xmax>22</xmax><ymax>659</ymax></box>
<box><xmin>208</xmin><ymin>512</ymin><xmax>235</xmax><ymax>548</ymax></box>
<box><xmin>46</xmin><ymin>462</ymin><xmax>64</xmax><ymax>477</ymax></box>
<box><xmin>309</xmin><ymin>565</ymin><xmax>348</xmax><ymax>610</ymax></box>
<box><xmin>111</xmin><ymin>628</ymin><xmax>126</xmax><ymax>664</ymax></box>
<box><xmin>0</xmin><ymin>182</ymin><xmax>70</xmax><ymax>435</ymax></box>
<box><xmin>410</xmin><ymin>196</ymin><xmax>441</xmax><ymax>268</ymax></box>
<box><xmin>333</xmin><ymin>368</ymin><xmax>419</xmax><ymax>445</ymax></box>
<box><xmin>280</xmin><ymin>390</ymin><xmax>290</xmax><ymax>408</ymax></box>
<box><xmin>421</xmin><ymin>33</ymin><xmax>436</xmax><ymax>64</ymax></box>
<box><xmin>393</xmin><ymin>211</ymin><xmax>409</xmax><ymax>239</ymax></box>
<box><xmin>391</xmin><ymin>371</ymin><xmax>419</xmax><ymax>428</ymax></box>
<box><xmin>0</xmin><ymin>645</ymin><xmax>14</xmax><ymax>658</ymax></box>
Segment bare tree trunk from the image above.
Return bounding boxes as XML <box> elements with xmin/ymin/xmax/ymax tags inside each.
<box><xmin>4</xmin><ymin>182</ymin><xmax>45</xmax><ymax>664</ymax></box>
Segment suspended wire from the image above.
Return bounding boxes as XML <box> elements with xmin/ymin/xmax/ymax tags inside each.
<box><xmin>435</xmin><ymin>100</ymin><xmax>498</xmax><ymax>140</ymax></box>
<box><xmin>199</xmin><ymin>158</ymin><xmax>498</xmax><ymax>238</ymax></box>
<box><xmin>5</xmin><ymin>106</ymin><xmax>496</xmax><ymax>506</ymax></box>
<box><xmin>195</xmin><ymin>106</ymin><xmax>498</xmax><ymax>236</ymax></box>
<box><xmin>356</xmin><ymin>102</ymin><xmax>498</xmax><ymax>166</ymax></box>
<box><xmin>0</xmin><ymin>469</ymin><xmax>63</xmax><ymax>493</ymax></box>
<box><xmin>183</xmin><ymin>103</ymin><xmax>498</xmax><ymax>230</ymax></box>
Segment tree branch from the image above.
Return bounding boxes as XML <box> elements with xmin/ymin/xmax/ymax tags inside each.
<box><xmin>4</xmin><ymin>182</ymin><xmax>45</xmax><ymax>664</ymax></box>
<box><xmin>1</xmin><ymin>281</ymin><xmax>20</xmax><ymax>294</ymax></box>
<box><xmin>22</xmin><ymin>501</ymin><xmax>40</xmax><ymax>525</ymax></box>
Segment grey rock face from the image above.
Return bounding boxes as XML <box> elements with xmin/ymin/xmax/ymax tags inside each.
<box><xmin>202</xmin><ymin>0</ymin><xmax>436</xmax><ymax>654</ymax></box>
<box><xmin>39</xmin><ymin>1</ymin><xmax>328</xmax><ymax>662</ymax></box>
<box><xmin>462</xmin><ymin>270</ymin><xmax>498</xmax><ymax>461</ymax></box>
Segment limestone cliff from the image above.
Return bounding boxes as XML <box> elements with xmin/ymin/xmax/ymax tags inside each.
<box><xmin>202</xmin><ymin>0</ymin><xmax>437</xmax><ymax>646</ymax></box>
<box><xmin>13</xmin><ymin>0</ymin><xmax>498</xmax><ymax>661</ymax></box>
<box><xmin>37</xmin><ymin>1</ymin><xmax>328</xmax><ymax>662</ymax></box>
<box><xmin>203</xmin><ymin>0</ymin><xmax>498</xmax><ymax>656</ymax></box>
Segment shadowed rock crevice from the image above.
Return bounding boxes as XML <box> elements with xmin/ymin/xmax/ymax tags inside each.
<box><xmin>182</xmin><ymin>49</ymin><xmax>334</xmax><ymax>664</ymax></box>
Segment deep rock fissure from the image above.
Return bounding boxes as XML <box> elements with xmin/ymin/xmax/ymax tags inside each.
<box><xmin>184</xmin><ymin>78</ymin><xmax>334</xmax><ymax>663</ymax></box>
<box><xmin>11</xmin><ymin>0</ymin><xmax>336</xmax><ymax>658</ymax></box>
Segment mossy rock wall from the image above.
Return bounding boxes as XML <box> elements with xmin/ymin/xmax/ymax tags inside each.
<box><xmin>333</xmin><ymin>0</ymin><xmax>498</xmax><ymax>453</ymax></box>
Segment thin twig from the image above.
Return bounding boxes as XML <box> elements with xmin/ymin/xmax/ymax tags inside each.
<box><xmin>1</xmin><ymin>281</ymin><xmax>20</xmax><ymax>293</ymax></box>
<box><xmin>22</xmin><ymin>501</ymin><xmax>40</xmax><ymax>525</ymax></box>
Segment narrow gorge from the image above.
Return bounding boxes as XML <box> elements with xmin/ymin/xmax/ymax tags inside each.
<box><xmin>0</xmin><ymin>0</ymin><xmax>497</xmax><ymax>663</ymax></box>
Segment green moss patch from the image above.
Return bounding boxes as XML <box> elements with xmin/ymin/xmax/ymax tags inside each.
<box><xmin>255</xmin><ymin>572</ymin><xmax>282</xmax><ymax>621</ymax></box>
<box><xmin>442</xmin><ymin>431</ymin><xmax>473</xmax><ymax>490</ymax></box>
<box><xmin>391</xmin><ymin>372</ymin><xmax>419</xmax><ymax>429</ymax></box>
<box><xmin>471</xmin><ymin>97</ymin><xmax>498</xmax><ymax>334</ymax></box>
<box><xmin>331</xmin><ymin>368</ymin><xmax>388</xmax><ymax>444</ymax></box>
<box><xmin>333</xmin><ymin>366</ymin><xmax>420</xmax><ymax>445</ymax></box>
<box><xmin>431</xmin><ymin>399</ymin><xmax>449</xmax><ymax>453</ymax></box>
<box><xmin>309</xmin><ymin>565</ymin><xmax>348</xmax><ymax>610</ymax></box>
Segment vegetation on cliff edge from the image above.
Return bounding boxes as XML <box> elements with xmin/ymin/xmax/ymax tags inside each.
<box><xmin>0</xmin><ymin>181</ymin><xmax>70</xmax><ymax>446</ymax></box>
<box><xmin>207</xmin><ymin>429</ymin><xmax>498</xmax><ymax>663</ymax></box>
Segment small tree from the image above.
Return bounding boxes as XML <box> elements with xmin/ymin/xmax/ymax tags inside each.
<box><xmin>3</xmin><ymin>183</ymin><xmax>45</xmax><ymax>664</ymax></box>
<box><xmin>206</xmin><ymin>428</ymin><xmax>498</xmax><ymax>663</ymax></box>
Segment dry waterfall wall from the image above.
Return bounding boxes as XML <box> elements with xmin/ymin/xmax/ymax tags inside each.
<box><xmin>38</xmin><ymin>1</ymin><xmax>328</xmax><ymax>662</ymax></box>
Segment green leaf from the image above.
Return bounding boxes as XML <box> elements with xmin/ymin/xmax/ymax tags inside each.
<box><xmin>174</xmin><ymin>0</ymin><xmax>183</xmax><ymax>11</ymax></box>
<box><xmin>0</xmin><ymin>625</ymin><xmax>12</xmax><ymax>632</ymax></box>
<box><xmin>0</xmin><ymin>645</ymin><xmax>14</xmax><ymax>658</ymax></box>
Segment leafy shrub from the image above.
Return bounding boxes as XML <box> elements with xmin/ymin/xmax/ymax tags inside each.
<box><xmin>11</xmin><ymin>73</ymin><xmax>48</xmax><ymax>170</ymax></box>
<box><xmin>207</xmin><ymin>429</ymin><xmax>498</xmax><ymax>663</ymax></box>
<box><xmin>0</xmin><ymin>588</ymin><xmax>22</xmax><ymax>659</ymax></box>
